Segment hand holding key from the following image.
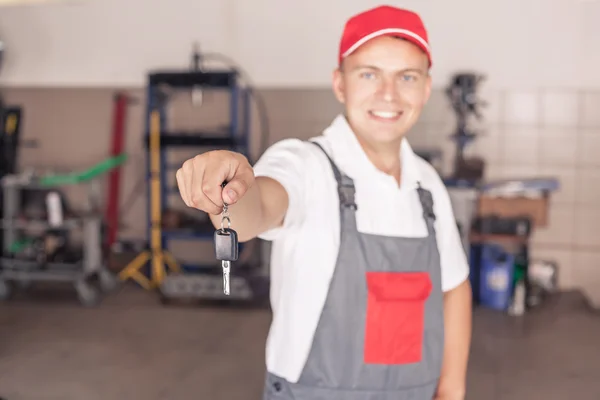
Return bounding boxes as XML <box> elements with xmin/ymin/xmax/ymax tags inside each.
<box><xmin>176</xmin><ymin>150</ymin><xmax>248</xmax><ymax>296</ymax></box>
<box><xmin>176</xmin><ymin>150</ymin><xmax>255</xmax><ymax>215</ymax></box>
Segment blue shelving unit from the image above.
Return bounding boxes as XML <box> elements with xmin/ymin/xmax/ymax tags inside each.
<box><xmin>144</xmin><ymin>68</ymin><xmax>252</xmax><ymax>272</ymax></box>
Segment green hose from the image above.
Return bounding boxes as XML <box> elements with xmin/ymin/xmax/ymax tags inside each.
<box><xmin>38</xmin><ymin>153</ymin><xmax>128</xmax><ymax>186</ymax></box>
<box><xmin>9</xmin><ymin>238</ymin><xmax>33</xmax><ymax>253</ymax></box>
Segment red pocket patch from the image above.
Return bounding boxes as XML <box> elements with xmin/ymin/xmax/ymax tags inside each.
<box><xmin>364</xmin><ymin>271</ymin><xmax>432</xmax><ymax>364</ymax></box>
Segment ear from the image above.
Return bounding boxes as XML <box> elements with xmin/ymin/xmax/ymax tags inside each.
<box><xmin>332</xmin><ymin>66</ymin><xmax>346</xmax><ymax>104</ymax></box>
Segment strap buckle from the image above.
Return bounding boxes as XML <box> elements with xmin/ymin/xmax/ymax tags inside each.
<box><xmin>339</xmin><ymin>183</ymin><xmax>357</xmax><ymax>210</ymax></box>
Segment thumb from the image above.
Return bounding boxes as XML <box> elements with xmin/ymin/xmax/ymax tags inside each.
<box><xmin>222</xmin><ymin>184</ymin><xmax>238</xmax><ymax>204</ymax></box>
<box><xmin>221</xmin><ymin>168</ymin><xmax>254</xmax><ymax>205</ymax></box>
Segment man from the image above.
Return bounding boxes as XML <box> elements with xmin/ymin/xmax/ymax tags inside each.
<box><xmin>176</xmin><ymin>5</ymin><xmax>472</xmax><ymax>400</ymax></box>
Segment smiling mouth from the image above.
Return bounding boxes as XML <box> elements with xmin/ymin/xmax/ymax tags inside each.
<box><xmin>369</xmin><ymin>110</ymin><xmax>403</xmax><ymax>121</ymax></box>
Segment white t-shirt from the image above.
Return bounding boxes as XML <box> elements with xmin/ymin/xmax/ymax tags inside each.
<box><xmin>252</xmin><ymin>114</ymin><xmax>469</xmax><ymax>383</ymax></box>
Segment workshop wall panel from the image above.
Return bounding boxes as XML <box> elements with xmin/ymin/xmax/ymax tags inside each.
<box><xmin>3</xmin><ymin>88</ymin><xmax>598</xmax><ymax>300</ymax></box>
<box><xmin>0</xmin><ymin>0</ymin><xmax>598</xmax><ymax>89</ymax></box>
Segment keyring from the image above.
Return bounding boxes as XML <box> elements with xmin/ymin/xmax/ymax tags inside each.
<box><xmin>220</xmin><ymin>216</ymin><xmax>231</xmax><ymax>231</ymax></box>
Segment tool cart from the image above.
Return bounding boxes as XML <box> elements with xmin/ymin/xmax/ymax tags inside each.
<box><xmin>0</xmin><ymin>157</ymin><xmax>125</xmax><ymax>306</ymax></box>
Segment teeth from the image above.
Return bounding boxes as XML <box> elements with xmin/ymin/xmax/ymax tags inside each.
<box><xmin>371</xmin><ymin>111</ymin><xmax>399</xmax><ymax>118</ymax></box>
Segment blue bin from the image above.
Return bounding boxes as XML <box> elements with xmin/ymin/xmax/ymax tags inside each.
<box><xmin>479</xmin><ymin>244</ymin><xmax>515</xmax><ymax>311</ymax></box>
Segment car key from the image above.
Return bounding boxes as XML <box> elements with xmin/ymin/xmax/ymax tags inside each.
<box><xmin>214</xmin><ymin>202</ymin><xmax>238</xmax><ymax>295</ymax></box>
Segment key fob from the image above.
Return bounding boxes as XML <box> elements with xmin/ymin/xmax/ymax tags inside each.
<box><xmin>214</xmin><ymin>228</ymin><xmax>239</xmax><ymax>261</ymax></box>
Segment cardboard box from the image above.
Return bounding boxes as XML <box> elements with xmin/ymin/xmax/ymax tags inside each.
<box><xmin>477</xmin><ymin>195</ymin><xmax>549</xmax><ymax>228</ymax></box>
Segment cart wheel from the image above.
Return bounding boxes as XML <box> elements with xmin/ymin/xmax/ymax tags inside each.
<box><xmin>75</xmin><ymin>282</ymin><xmax>100</xmax><ymax>307</ymax></box>
<box><xmin>0</xmin><ymin>280</ymin><xmax>13</xmax><ymax>301</ymax></box>
<box><xmin>98</xmin><ymin>268</ymin><xmax>118</xmax><ymax>292</ymax></box>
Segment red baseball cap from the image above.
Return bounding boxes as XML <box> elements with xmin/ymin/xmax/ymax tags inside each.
<box><xmin>338</xmin><ymin>5</ymin><xmax>432</xmax><ymax>66</ymax></box>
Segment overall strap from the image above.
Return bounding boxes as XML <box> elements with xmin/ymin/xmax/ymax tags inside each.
<box><xmin>416</xmin><ymin>182</ymin><xmax>436</xmax><ymax>236</ymax></box>
<box><xmin>309</xmin><ymin>141</ymin><xmax>357</xmax><ymax>210</ymax></box>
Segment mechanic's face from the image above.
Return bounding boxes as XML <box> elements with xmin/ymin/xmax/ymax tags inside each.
<box><xmin>332</xmin><ymin>36</ymin><xmax>431</xmax><ymax>147</ymax></box>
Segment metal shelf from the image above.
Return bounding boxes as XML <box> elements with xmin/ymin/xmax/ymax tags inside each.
<box><xmin>148</xmin><ymin>70</ymin><xmax>237</xmax><ymax>88</ymax></box>
<box><xmin>142</xmin><ymin>132</ymin><xmax>239</xmax><ymax>148</ymax></box>
<box><xmin>144</xmin><ymin>67</ymin><xmax>253</xmax><ymax>265</ymax></box>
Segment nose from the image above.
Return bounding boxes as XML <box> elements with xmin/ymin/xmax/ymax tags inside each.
<box><xmin>378</xmin><ymin>76</ymin><xmax>398</xmax><ymax>102</ymax></box>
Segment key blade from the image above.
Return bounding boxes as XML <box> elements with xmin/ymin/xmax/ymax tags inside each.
<box><xmin>222</xmin><ymin>260</ymin><xmax>231</xmax><ymax>296</ymax></box>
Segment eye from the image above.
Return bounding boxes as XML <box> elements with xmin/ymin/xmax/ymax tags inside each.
<box><xmin>401</xmin><ymin>74</ymin><xmax>418</xmax><ymax>82</ymax></box>
<box><xmin>360</xmin><ymin>71</ymin><xmax>376</xmax><ymax>79</ymax></box>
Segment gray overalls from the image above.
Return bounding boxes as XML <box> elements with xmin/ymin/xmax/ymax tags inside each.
<box><xmin>263</xmin><ymin>142</ymin><xmax>445</xmax><ymax>400</ymax></box>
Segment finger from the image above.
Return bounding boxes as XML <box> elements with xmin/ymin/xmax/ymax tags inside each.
<box><xmin>195</xmin><ymin>168</ymin><xmax>223</xmax><ymax>215</ymax></box>
<box><xmin>182</xmin><ymin>160</ymin><xmax>195</xmax><ymax>208</ymax></box>
<box><xmin>200</xmin><ymin>167</ymin><xmax>227</xmax><ymax>212</ymax></box>
<box><xmin>222</xmin><ymin>166</ymin><xmax>254</xmax><ymax>204</ymax></box>
<box><xmin>185</xmin><ymin>156</ymin><xmax>222</xmax><ymax>214</ymax></box>
<box><xmin>185</xmin><ymin>159</ymin><xmax>221</xmax><ymax>215</ymax></box>
<box><xmin>175</xmin><ymin>168</ymin><xmax>189</xmax><ymax>206</ymax></box>
<box><xmin>199</xmin><ymin>153</ymin><xmax>237</xmax><ymax>208</ymax></box>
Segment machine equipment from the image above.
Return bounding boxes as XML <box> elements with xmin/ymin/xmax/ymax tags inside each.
<box><xmin>443</xmin><ymin>72</ymin><xmax>488</xmax><ymax>266</ymax></box>
<box><xmin>119</xmin><ymin>46</ymin><xmax>270</xmax><ymax>305</ymax></box>
<box><xmin>445</xmin><ymin>72</ymin><xmax>487</xmax><ymax>182</ymax></box>
<box><xmin>0</xmin><ymin>156</ymin><xmax>125</xmax><ymax>306</ymax></box>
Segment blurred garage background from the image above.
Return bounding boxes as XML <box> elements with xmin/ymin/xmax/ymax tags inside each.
<box><xmin>0</xmin><ymin>0</ymin><xmax>599</xmax><ymax>399</ymax></box>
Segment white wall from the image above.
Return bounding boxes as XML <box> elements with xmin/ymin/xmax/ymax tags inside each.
<box><xmin>0</xmin><ymin>0</ymin><xmax>599</xmax><ymax>89</ymax></box>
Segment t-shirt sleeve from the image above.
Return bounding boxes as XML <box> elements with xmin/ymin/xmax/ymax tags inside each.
<box><xmin>431</xmin><ymin>176</ymin><xmax>471</xmax><ymax>292</ymax></box>
<box><xmin>252</xmin><ymin>138</ymin><xmax>311</xmax><ymax>241</ymax></box>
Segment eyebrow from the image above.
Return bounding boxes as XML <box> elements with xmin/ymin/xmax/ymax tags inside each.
<box><xmin>352</xmin><ymin>65</ymin><xmax>426</xmax><ymax>75</ymax></box>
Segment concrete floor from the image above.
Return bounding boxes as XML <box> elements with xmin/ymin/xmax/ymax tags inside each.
<box><xmin>0</xmin><ymin>284</ymin><xmax>599</xmax><ymax>400</ymax></box>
